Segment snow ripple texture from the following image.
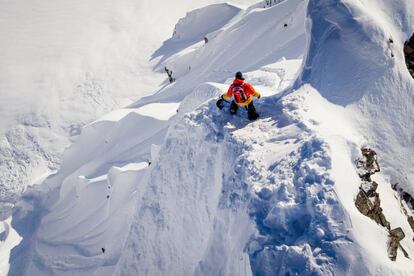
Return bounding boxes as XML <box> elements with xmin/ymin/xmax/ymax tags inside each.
<box><xmin>116</xmin><ymin>88</ymin><xmax>367</xmax><ymax>275</ymax></box>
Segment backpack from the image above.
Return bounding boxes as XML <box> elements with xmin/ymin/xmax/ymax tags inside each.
<box><xmin>232</xmin><ymin>85</ymin><xmax>248</xmax><ymax>104</ymax></box>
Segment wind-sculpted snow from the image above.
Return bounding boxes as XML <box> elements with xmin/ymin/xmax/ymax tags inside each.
<box><xmin>152</xmin><ymin>3</ymin><xmax>242</xmax><ymax>65</ymax></box>
<box><xmin>117</xmin><ymin>87</ymin><xmax>371</xmax><ymax>275</ymax></box>
<box><xmin>0</xmin><ymin>0</ymin><xmax>256</xmax><ymax>224</ymax></box>
<box><xmin>300</xmin><ymin>0</ymin><xmax>414</xmax><ymax>198</ymax></box>
<box><xmin>3</xmin><ymin>1</ymin><xmax>308</xmax><ymax>273</ymax></box>
<box><xmin>133</xmin><ymin>0</ymin><xmax>307</xmax><ymax>108</ymax></box>
<box><xmin>243</xmin><ymin>92</ymin><xmax>368</xmax><ymax>275</ymax></box>
<box><xmin>8</xmin><ymin>112</ymin><xmax>171</xmax><ymax>275</ymax></box>
<box><xmin>116</xmin><ymin>101</ymin><xmax>254</xmax><ymax>275</ymax></box>
<box><xmin>5</xmin><ymin>0</ymin><xmax>414</xmax><ymax>274</ymax></box>
<box><xmin>178</xmin><ymin>82</ymin><xmax>225</xmax><ymax>115</ymax></box>
<box><xmin>299</xmin><ymin>0</ymin><xmax>390</xmax><ymax>105</ymax></box>
<box><xmin>0</xmin><ymin>77</ymin><xmax>120</xmax><ymax>220</ymax></box>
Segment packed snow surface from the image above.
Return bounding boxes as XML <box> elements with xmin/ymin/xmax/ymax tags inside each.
<box><xmin>0</xmin><ymin>0</ymin><xmax>256</xmax><ymax>221</ymax></box>
<box><xmin>2</xmin><ymin>0</ymin><xmax>414</xmax><ymax>275</ymax></box>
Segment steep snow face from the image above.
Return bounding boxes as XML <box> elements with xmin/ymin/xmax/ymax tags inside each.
<box><xmin>299</xmin><ymin>0</ymin><xmax>414</xmax><ymax>195</ymax></box>
<box><xmin>173</xmin><ymin>4</ymin><xmax>240</xmax><ymax>42</ymax></box>
<box><xmin>153</xmin><ymin>3</ymin><xmax>243</xmax><ymax>65</ymax></box>
<box><xmin>115</xmin><ymin>0</ymin><xmax>414</xmax><ymax>274</ymax></box>
<box><xmin>116</xmin><ymin>86</ymin><xmax>371</xmax><ymax>275</ymax></box>
<box><xmin>133</xmin><ymin>0</ymin><xmax>307</xmax><ymax>107</ymax></box>
<box><xmin>7</xmin><ymin>111</ymin><xmax>172</xmax><ymax>275</ymax></box>
<box><xmin>115</xmin><ymin>103</ymin><xmax>255</xmax><ymax>275</ymax></box>
<box><xmin>0</xmin><ymin>0</ymin><xmax>256</xmax><ymax>220</ymax></box>
<box><xmin>4</xmin><ymin>1</ymin><xmax>307</xmax><ymax>274</ymax></box>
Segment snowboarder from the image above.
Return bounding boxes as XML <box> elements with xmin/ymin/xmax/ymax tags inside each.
<box><xmin>164</xmin><ymin>66</ymin><xmax>175</xmax><ymax>83</ymax></box>
<box><xmin>216</xmin><ymin>71</ymin><xmax>261</xmax><ymax>120</ymax></box>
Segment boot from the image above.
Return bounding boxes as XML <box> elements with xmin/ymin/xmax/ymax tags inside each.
<box><xmin>230</xmin><ymin>101</ymin><xmax>238</xmax><ymax>115</ymax></box>
<box><xmin>247</xmin><ymin>102</ymin><xmax>259</xmax><ymax>120</ymax></box>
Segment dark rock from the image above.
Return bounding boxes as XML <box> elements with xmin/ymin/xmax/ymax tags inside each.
<box><xmin>354</xmin><ymin>147</ymin><xmax>412</xmax><ymax>261</ymax></box>
<box><xmin>388</xmin><ymin>228</ymin><xmax>407</xmax><ymax>261</ymax></box>
<box><xmin>355</xmin><ymin>188</ymin><xmax>390</xmax><ymax>229</ymax></box>
<box><xmin>402</xmin><ymin>191</ymin><xmax>414</xmax><ymax>209</ymax></box>
<box><xmin>391</xmin><ymin>183</ymin><xmax>414</xmax><ymax>233</ymax></box>
<box><xmin>408</xmin><ymin>216</ymin><xmax>414</xmax><ymax>232</ymax></box>
<box><xmin>390</xmin><ymin>227</ymin><xmax>405</xmax><ymax>241</ymax></box>
<box><xmin>352</xmin><ymin>147</ymin><xmax>412</xmax><ymax>261</ymax></box>
<box><xmin>388</xmin><ymin>239</ymin><xmax>398</xmax><ymax>261</ymax></box>
<box><xmin>405</xmin><ymin>42</ymin><xmax>414</xmax><ymax>55</ymax></box>
<box><xmin>354</xmin><ymin>150</ymin><xmax>389</xmax><ymax>230</ymax></box>
<box><xmin>404</xmin><ymin>34</ymin><xmax>414</xmax><ymax>78</ymax></box>
<box><xmin>360</xmin><ymin>181</ymin><xmax>378</xmax><ymax>197</ymax></box>
<box><xmin>409</xmin><ymin>33</ymin><xmax>414</xmax><ymax>45</ymax></box>
<box><xmin>355</xmin><ymin>147</ymin><xmax>380</xmax><ymax>181</ymax></box>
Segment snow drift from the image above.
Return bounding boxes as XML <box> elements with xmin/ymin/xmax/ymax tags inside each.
<box><xmin>300</xmin><ymin>0</ymin><xmax>414</xmax><ymax>196</ymax></box>
<box><xmin>0</xmin><ymin>0</ymin><xmax>255</xmax><ymax>221</ymax></box>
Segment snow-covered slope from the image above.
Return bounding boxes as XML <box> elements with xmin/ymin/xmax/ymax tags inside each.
<box><xmin>152</xmin><ymin>3</ymin><xmax>243</xmax><ymax>65</ymax></box>
<box><xmin>0</xmin><ymin>0</ymin><xmax>255</xmax><ymax>221</ymax></box>
<box><xmin>300</xmin><ymin>0</ymin><xmax>414</xmax><ymax>196</ymax></box>
<box><xmin>3</xmin><ymin>1</ymin><xmax>306</xmax><ymax>274</ymax></box>
<box><xmin>3</xmin><ymin>0</ymin><xmax>414</xmax><ymax>275</ymax></box>
<box><xmin>133</xmin><ymin>0</ymin><xmax>305</xmax><ymax>107</ymax></box>
<box><xmin>118</xmin><ymin>0</ymin><xmax>414</xmax><ymax>272</ymax></box>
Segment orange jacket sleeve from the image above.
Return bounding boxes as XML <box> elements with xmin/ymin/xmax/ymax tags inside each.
<box><xmin>252</xmin><ymin>90</ymin><xmax>261</xmax><ymax>98</ymax></box>
<box><xmin>245</xmin><ymin>83</ymin><xmax>261</xmax><ymax>98</ymax></box>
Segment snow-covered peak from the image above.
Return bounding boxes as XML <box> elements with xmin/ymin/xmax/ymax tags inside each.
<box><xmin>300</xmin><ymin>0</ymin><xmax>414</xmax><ymax>195</ymax></box>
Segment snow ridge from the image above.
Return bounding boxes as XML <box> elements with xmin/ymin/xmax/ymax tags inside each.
<box><xmin>116</xmin><ymin>86</ymin><xmax>369</xmax><ymax>275</ymax></box>
<box><xmin>299</xmin><ymin>0</ymin><xmax>414</xmax><ymax>194</ymax></box>
<box><xmin>245</xmin><ymin>95</ymin><xmax>363</xmax><ymax>274</ymax></box>
<box><xmin>115</xmin><ymin>102</ymin><xmax>253</xmax><ymax>275</ymax></box>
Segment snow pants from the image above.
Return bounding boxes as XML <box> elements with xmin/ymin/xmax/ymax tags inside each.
<box><xmin>230</xmin><ymin>100</ymin><xmax>259</xmax><ymax>120</ymax></box>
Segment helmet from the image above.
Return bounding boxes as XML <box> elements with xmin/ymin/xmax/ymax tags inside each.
<box><xmin>235</xmin><ymin>71</ymin><xmax>245</xmax><ymax>80</ymax></box>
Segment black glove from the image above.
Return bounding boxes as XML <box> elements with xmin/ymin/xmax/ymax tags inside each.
<box><xmin>216</xmin><ymin>98</ymin><xmax>224</xmax><ymax>109</ymax></box>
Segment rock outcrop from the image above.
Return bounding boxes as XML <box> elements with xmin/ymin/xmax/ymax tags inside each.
<box><xmin>388</xmin><ymin>227</ymin><xmax>408</xmax><ymax>261</ymax></box>
<box><xmin>404</xmin><ymin>33</ymin><xmax>414</xmax><ymax>78</ymax></box>
<box><xmin>354</xmin><ymin>147</ymin><xmax>409</xmax><ymax>261</ymax></box>
<box><xmin>392</xmin><ymin>183</ymin><xmax>414</xmax><ymax>234</ymax></box>
<box><xmin>355</xmin><ymin>148</ymin><xmax>390</xmax><ymax>229</ymax></box>
<box><xmin>355</xmin><ymin>181</ymin><xmax>390</xmax><ymax>229</ymax></box>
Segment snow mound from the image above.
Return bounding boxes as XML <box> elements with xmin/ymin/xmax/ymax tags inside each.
<box><xmin>134</xmin><ymin>0</ymin><xmax>306</xmax><ymax>107</ymax></box>
<box><xmin>178</xmin><ymin>82</ymin><xmax>225</xmax><ymax>114</ymax></box>
<box><xmin>118</xmin><ymin>85</ymin><xmax>378</xmax><ymax>275</ymax></box>
<box><xmin>299</xmin><ymin>0</ymin><xmax>414</xmax><ymax>196</ymax></box>
<box><xmin>0</xmin><ymin>0</ymin><xmax>253</xmax><ymax>221</ymax></box>
<box><xmin>4</xmin><ymin>0</ymin><xmax>308</xmax><ymax>274</ymax></box>
<box><xmin>154</xmin><ymin>3</ymin><xmax>242</xmax><ymax>61</ymax></box>
<box><xmin>116</xmin><ymin>101</ymin><xmax>255</xmax><ymax>275</ymax></box>
<box><xmin>8</xmin><ymin>110</ymin><xmax>170</xmax><ymax>275</ymax></box>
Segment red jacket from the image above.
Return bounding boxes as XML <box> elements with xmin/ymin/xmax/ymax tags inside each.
<box><xmin>222</xmin><ymin>79</ymin><xmax>260</xmax><ymax>106</ymax></box>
